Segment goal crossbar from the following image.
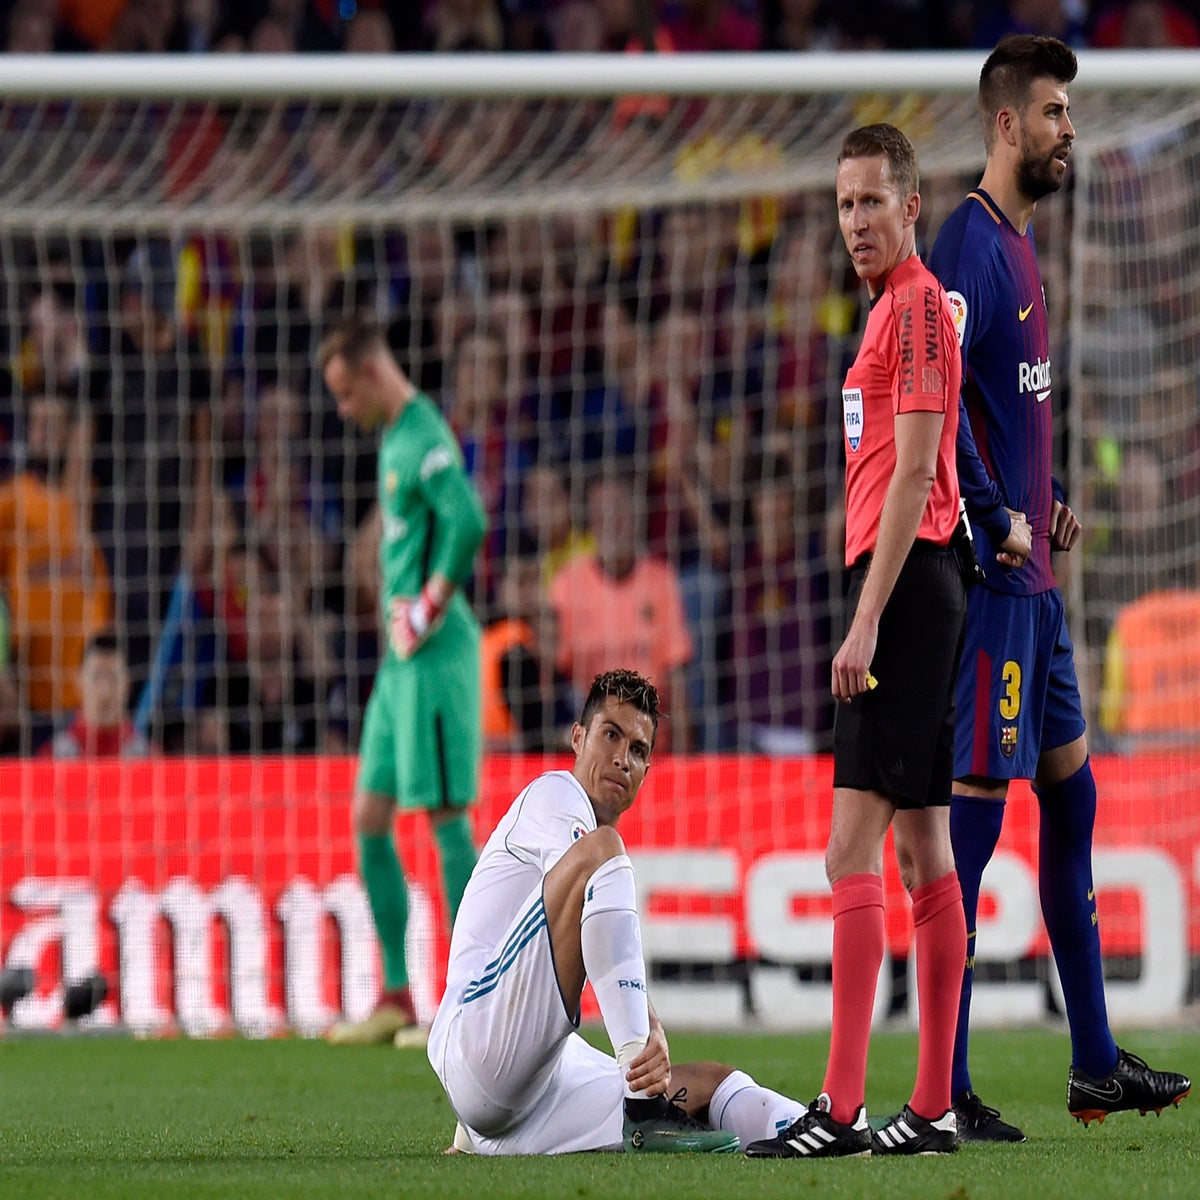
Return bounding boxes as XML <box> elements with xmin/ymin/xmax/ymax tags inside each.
<box><xmin>0</xmin><ymin>50</ymin><xmax>1197</xmax><ymax>99</ymax></box>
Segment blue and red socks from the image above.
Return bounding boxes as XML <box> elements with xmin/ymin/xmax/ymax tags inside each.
<box><xmin>1035</xmin><ymin>760</ymin><xmax>1118</xmax><ymax>1080</ymax></box>
<box><xmin>949</xmin><ymin>792</ymin><xmax>1005</xmax><ymax>1098</ymax></box>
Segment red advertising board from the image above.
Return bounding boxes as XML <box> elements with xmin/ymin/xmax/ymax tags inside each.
<box><xmin>1</xmin><ymin>754</ymin><xmax>1196</xmax><ymax>1034</ymax></box>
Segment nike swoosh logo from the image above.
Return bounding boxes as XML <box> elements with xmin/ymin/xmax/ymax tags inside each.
<box><xmin>1019</xmin><ymin>303</ymin><xmax>1034</xmax><ymax>321</ymax></box>
<box><xmin>1074</xmin><ymin>1077</ymin><xmax>1123</xmax><ymax>1102</ymax></box>
<box><xmin>1087</xmin><ymin>888</ymin><xmax>1095</xmax><ymax>901</ymax></box>
<box><xmin>1036</xmin><ymin>389</ymin><xmax>1051</xmax><ymax>403</ymax></box>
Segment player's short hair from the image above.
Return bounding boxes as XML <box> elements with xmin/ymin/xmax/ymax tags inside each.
<box><xmin>837</xmin><ymin>123</ymin><xmax>919</xmax><ymax>198</ymax></box>
<box><xmin>580</xmin><ymin>669</ymin><xmax>661</xmax><ymax>742</ymax></box>
<box><xmin>979</xmin><ymin>35</ymin><xmax>1078</xmax><ymax>148</ymax></box>
<box><xmin>317</xmin><ymin>312</ymin><xmax>390</xmax><ymax>371</ymax></box>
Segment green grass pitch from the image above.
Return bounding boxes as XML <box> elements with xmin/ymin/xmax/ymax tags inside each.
<box><xmin>0</xmin><ymin>1027</ymin><xmax>1196</xmax><ymax>1199</ymax></box>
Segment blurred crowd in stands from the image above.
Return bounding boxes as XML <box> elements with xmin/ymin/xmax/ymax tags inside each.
<box><xmin>0</xmin><ymin>193</ymin><xmax>866</xmax><ymax>758</ymax></box>
<box><xmin>2</xmin><ymin>0</ymin><xmax>1200</xmax><ymax>56</ymax></box>
<box><xmin>0</xmin><ymin>1</ymin><xmax>1196</xmax><ymax>759</ymax></box>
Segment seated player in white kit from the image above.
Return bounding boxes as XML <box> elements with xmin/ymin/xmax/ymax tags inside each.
<box><xmin>428</xmin><ymin>668</ymin><xmax>806</xmax><ymax>1155</ymax></box>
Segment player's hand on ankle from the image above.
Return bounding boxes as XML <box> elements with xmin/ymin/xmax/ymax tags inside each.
<box><xmin>626</xmin><ymin>1019</ymin><xmax>672</xmax><ymax>1097</ymax></box>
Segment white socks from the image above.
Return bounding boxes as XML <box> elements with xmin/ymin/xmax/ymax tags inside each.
<box><xmin>708</xmin><ymin>1070</ymin><xmax>807</xmax><ymax>1143</ymax></box>
<box><xmin>580</xmin><ymin>854</ymin><xmax>650</xmax><ymax>1098</ymax></box>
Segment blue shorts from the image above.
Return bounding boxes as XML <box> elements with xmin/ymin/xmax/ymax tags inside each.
<box><xmin>954</xmin><ymin>586</ymin><xmax>1087</xmax><ymax>782</ymax></box>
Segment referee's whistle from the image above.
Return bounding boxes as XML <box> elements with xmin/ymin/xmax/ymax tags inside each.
<box><xmin>865</xmin><ymin>670</ymin><xmax>879</xmax><ymax>690</ymax></box>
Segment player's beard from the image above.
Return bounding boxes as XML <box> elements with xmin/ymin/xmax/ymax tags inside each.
<box><xmin>1017</xmin><ymin>132</ymin><xmax>1068</xmax><ymax>202</ymax></box>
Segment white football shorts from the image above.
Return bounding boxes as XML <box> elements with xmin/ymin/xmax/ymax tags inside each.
<box><xmin>428</xmin><ymin>887</ymin><xmax>625</xmax><ymax>1155</ymax></box>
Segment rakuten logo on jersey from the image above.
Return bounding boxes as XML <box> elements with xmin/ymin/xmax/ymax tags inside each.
<box><xmin>1018</xmin><ymin>357</ymin><xmax>1052</xmax><ymax>402</ymax></box>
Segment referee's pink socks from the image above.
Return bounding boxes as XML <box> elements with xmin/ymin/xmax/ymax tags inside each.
<box><xmin>822</xmin><ymin>872</ymin><xmax>886</xmax><ymax>1124</ymax></box>
<box><xmin>909</xmin><ymin>870</ymin><xmax>967</xmax><ymax>1121</ymax></box>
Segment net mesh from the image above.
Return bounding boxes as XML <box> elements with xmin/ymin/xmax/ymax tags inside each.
<box><xmin>1074</xmin><ymin>106</ymin><xmax>1200</xmax><ymax>748</ymax></box>
<box><xmin>0</xmin><ymin>78</ymin><xmax>1197</xmax><ymax>1032</ymax></box>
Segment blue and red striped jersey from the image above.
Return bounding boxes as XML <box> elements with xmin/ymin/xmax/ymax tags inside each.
<box><xmin>929</xmin><ymin>189</ymin><xmax>1057</xmax><ymax>596</ymax></box>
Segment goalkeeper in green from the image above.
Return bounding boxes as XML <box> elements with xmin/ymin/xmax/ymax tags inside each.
<box><xmin>320</xmin><ymin>314</ymin><xmax>488</xmax><ymax>1047</ymax></box>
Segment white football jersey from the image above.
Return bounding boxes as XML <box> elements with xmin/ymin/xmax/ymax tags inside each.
<box><xmin>443</xmin><ymin>769</ymin><xmax>597</xmax><ymax>1005</ymax></box>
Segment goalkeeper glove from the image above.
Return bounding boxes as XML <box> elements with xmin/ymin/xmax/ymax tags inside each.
<box><xmin>387</xmin><ymin>583</ymin><xmax>448</xmax><ymax>660</ymax></box>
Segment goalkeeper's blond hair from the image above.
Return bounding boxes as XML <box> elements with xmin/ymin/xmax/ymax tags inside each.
<box><xmin>317</xmin><ymin>312</ymin><xmax>390</xmax><ymax>372</ymax></box>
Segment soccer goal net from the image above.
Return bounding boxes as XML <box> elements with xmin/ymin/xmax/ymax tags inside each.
<box><xmin>0</xmin><ymin>52</ymin><xmax>1197</xmax><ymax>1036</ymax></box>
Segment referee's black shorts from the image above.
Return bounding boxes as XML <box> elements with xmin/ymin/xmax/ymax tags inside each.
<box><xmin>833</xmin><ymin>540</ymin><xmax>967</xmax><ymax>809</ymax></box>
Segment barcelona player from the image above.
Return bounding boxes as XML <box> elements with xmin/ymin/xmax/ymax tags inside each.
<box><xmin>929</xmin><ymin>35</ymin><xmax>1191</xmax><ymax>1140</ymax></box>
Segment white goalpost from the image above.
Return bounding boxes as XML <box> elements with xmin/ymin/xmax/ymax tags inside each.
<box><xmin>0</xmin><ymin>51</ymin><xmax>1197</xmax><ymax>1036</ymax></box>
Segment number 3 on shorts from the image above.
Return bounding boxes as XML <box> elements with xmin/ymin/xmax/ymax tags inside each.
<box><xmin>999</xmin><ymin>660</ymin><xmax>1021</xmax><ymax>720</ymax></box>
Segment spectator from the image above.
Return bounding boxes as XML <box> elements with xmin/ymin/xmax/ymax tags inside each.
<box><xmin>550</xmin><ymin>0</ymin><xmax>606</xmax><ymax>50</ymax></box>
<box><xmin>519</xmin><ymin>460</ymin><xmax>594</xmax><ymax>590</ymax></box>
<box><xmin>480</xmin><ymin>541</ymin><xmax>573</xmax><ymax>752</ymax></box>
<box><xmin>1083</xmin><ymin>442</ymin><xmax>1183</xmax><ymax>664</ymax></box>
<box><xmin>248</xmin><ymin>14</ymin><xmax>295</xmax><ymax>52</ymax></box>
<box><xmin>339</xmin><ymin>501</ymin><xmax>385</xmax><ymax>737</ymax></box>
<box><xmin>0</xmin><ymin>393</ymin><xmax>112</xmax><ymax>747</ymax></box>
<box><xmin>532</xmin><ymin>289</ymin><xmax>639</xmax><ymax>469</ymax></box>
<box><xmin>1098</xmin><ymin>588</ymin><xmax>1200</xmax><ymax>748</ymax></box>
<box><xmin>732</xmin><ymin>457</ymin><xmax>831</xmax><ymax>753</ymax></box>
<box><xmin>760</xmin><ymin>0</ymin><xmax>838</xmax><ymax>49</ymax></box>
<box><xmin>238</xmin><ymin>229</ymin><xmax>346</xmax><ymax>397</ymax></box>
<box><xmin>661</xmin><ymin>0</ymin><xmax>761</xmax><ymax>50</ymax></box>
<box><xmin>387</xmin><ymin>0</ymin><xmax>436</xmax><ymax>49</ymax></box>
<box><xmin>229</xmin><ymin>379</ymin><xmax>341</xmax><ymax>604</ymax></box>
<box><xmin>174</xmin><ymin>0</ymin><xmax>226</xmax><ymax>53</ymax></box>
<box><xmin>175</xmin><ymin>230</ymin><xmax>239</xmax><ymax>368</ymax></box>
<box><xmin>57</xmin><ymin>0</ymin><xmax>129</xmax><ymax>49</ymax></box>
<box><xmin>103</xmin><ymin>0</ymin><xmax>177</xmax><ymax>52</ymax></box>
<box><xmin>1090</xmin><ymin>0</ymin><xmax>1200</xmax><ymax>47</ymax></box>
<box><xmin>757</xmin><ymin>221</ymin><xmax>842</xmax><ymax>483</ymax></box>
<box><xmin>646</xmin><ymin>304</ymin><xmax>734</xmax><ymax>749</ymax></box>
<box><xmin>824</xmin><ymin>0</ymin><xmax>942</xmax><ymax>49</ymax></box>
<box><xmin>549</xmin><ymin>475</ymin><xmax>692</xmax><ymax>751</ymax></box>
<box><xmin>4</xmin><ymin>282</ymin><xmax>96</xmax><ymax>427</ymax></box>
<box><xmin>972</xmin><ymin>0</ymin><xmax>1088</xmax><ymax>48</ymax></box>
<box><xmin>504</xmin><ymin>0</ymin><xmax>554</xmax><ymax>49</ymax></box>
<box><xmin>251</xmin><ymin>0</ymin><xmax>341</xmax><ymax>51</ymax></box>
<box><xmin>206</xmin><ymin>549</ymin><xmax>336</xmax><ymax>754</ymax></box>
<box><xmin>446</xmin><ymin>326</ymin><xmax>530</xmax><ymax>606</ymax></box>
<box><xmin>92</xmin><ymin>241</ymin><xmax>212</xmax><ymax>702</ymax></box>
<box><xmin>431</xmin><ymin>0</ymin><xmax>504</xmax><ymax>50</ymax></box>
<box><xmin>511</xmin><ymin>215</ymin><xmax>617</xmax><ymax>464</ymax></box>
<box><xmin>589</xmin><ymin>297</ymin><xmax>652</xmax><ymax>472</ymax></box>
<box><xmin>388</xmin><ymin>222</ymin><xmax>462</xmax><ymax>399</ymax></box>
<box><xmin>43</xmin><ymin>630</ymin><xmax>153</xmax><ymax>758</ymax></box>
<box><xmin>0</xmin><ymin>592</ymin><xmax>20</xmax><ymax>752</ymax></box>
<box><xmin>597</xmin><ymin>0</ymin><xmax>674</xmax><ymax>50</ymax></box>
<box><xmin>656</xmin><ymin>204</ymin><xmax>736</xmax><ymax>342</ymax></box>
<box><xmin>168</xmin><ymin>485</ymin><xmax>239</xmax><ymax>747</ymax></box>
<box><xmin>344</xmin><ymin>7</ymin><xmax>395</xmax><ymax>51</ymax></box>
<box><xmin>546</xmin><ymin>213</ymin><xmax>609</xmax><ymax>384</ymax></box>
<box><xmin>489</xmin><ymin>211</ymin><xmax>597</xmax><ymax>403</ymax></box>
<box><xmin>5</xmin><ymin>1</ymin><xmax>55</xmax><ymax>52</ymax></box>
<box><xmin>210</xmin><ymin>26</ymin><xmax>245</xmax><ymax>50</ymax></box>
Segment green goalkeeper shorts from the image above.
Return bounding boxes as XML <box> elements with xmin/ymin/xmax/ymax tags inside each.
<box><xmin>356</xmin><ymin>622</ymin><xmax>481</xmax><ymax>810</ymax></box>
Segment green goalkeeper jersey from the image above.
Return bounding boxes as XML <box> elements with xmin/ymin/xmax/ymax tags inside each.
<box><xmin>377</xmin><ymin>393</ymin><xmax>487</xmax><ymax>652</ymax></box>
